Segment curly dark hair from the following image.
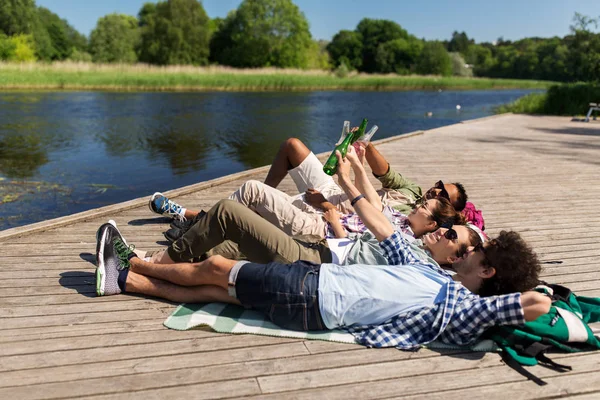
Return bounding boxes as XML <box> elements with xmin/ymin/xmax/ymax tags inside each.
<box><xmin>451</xmin><ymin>182</ymin><xmax>468</xmax><ymax>212</ymax></box>
<box><xmin>478</xmin><ymin>231</ymin><xmax>541</xmax><ymax>297</ymax></box>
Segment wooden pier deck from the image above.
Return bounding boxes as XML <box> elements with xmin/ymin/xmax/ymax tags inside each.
<box><xmin>1</xmin><ymin>114</ymin><xmax>599</xmax><ymax>399</ymax></box>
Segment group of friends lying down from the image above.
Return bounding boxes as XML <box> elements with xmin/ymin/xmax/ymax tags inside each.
<box><xmin>94</xmin><ymin>136</ymin><xmax>550</xmax><ymax>349</ymax></box>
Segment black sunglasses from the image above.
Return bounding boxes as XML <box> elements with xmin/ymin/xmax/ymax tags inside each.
<box><xmin>441</xmin><ymin>222</ymin><xmax>458</xmax><ymax>241</ymax></box>
<box><xmin>473</xmin><ymin>242</ymin><xmax>489</xmax><ymax>266</ymax></box>
<box><xmin>433</xmin><ymin>180</ymin><xmax>450</xmax><ymax>201</ymax></box>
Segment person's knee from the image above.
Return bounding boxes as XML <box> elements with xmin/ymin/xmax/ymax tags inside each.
<box><xmin>238</xmin><ymin>180</ymin><xmax>263</xmax><ymax>197</ymax></box>
<box><xmin>283</xmin><ymin>138</ymin><xmax>310</xmax><ymax>166</ymax></box>
<box><xmin>215</xmin><ymin>198</ymin><xmax>242</xmax><ymax>212</ymax></box>
<box><xmin>203</xmin><ymin>255</ymin><xmax>233</xmax><ymax>277</ymax></box>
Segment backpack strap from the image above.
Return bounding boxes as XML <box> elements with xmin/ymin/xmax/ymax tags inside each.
<box><xmin>536</xmin><ymin>354</ymin><xmax>572</xmax><ymax>372</ymax></box>
<box><xmin>500</xmin><ymin>351</ymin><xmax>547</xmax><ymax>386</ymax></box>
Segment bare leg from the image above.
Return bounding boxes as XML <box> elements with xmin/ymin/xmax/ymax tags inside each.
<box><xmin>183</xmin><ymin>210</ymin><xmax>199</xmax><ymax>219</ymax></box>
<box><xmin>130</xmin><ymin>255</ymin><xmax>236</xmax><ymax>288</ymax></box>
<box><xmin>264</xmin><ymin>138</ymin><xmax>311</xmax><ymax>188</ymax></box>
<box><xmin>125</xmin><ymin>271</ymin><xmax>239</xmax><ymax>304</ymax></box>
<box><xmin>365</xmin><ymin>143</ymin><xmax>390</xmax><ymax>176</ymax></box>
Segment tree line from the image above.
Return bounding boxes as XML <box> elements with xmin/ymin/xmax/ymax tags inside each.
<box><xmin>1</xmin><ymin>0</ymin><xmax>599</xmax><ymax>82</ymax></box>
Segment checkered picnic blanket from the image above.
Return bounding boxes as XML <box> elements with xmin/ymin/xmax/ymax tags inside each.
<box><xmin>164</xmin><ymin>303</ymin><xmax>499</xmax><ymax>352</ymax></box>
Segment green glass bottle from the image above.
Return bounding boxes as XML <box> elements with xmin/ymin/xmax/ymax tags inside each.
<box><xmin>322</xmin><ymin>118</ymin><xmax>368</xmax><ymax>176</ymax></box>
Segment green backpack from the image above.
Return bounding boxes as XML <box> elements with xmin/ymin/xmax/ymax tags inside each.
<box><xmin>485</xmin><ymin>283</ymin><xmax>600</xmax><ymax>385</ymax></box>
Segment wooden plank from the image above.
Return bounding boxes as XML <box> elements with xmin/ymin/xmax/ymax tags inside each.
<box><xmin>0</xmin><ymin>328</ymin><xmax>222</xmax><ymax>357</ymax></box>
<box><xmin>0</xmin><ymin>342</ymin><xmax>309</xmax><ymax>390</ymax></box>
<box><xmin>0</xmin><ymin>308</ymin><xmax>173</xmax><ymax>330</ymax></box>
<box><xmin>247</xmin><ymin>353</ymin><xmax>600</xmax><ymax>399</ymax></box>
<box><xmin>0</xmin><ymin>334</ymin><xmax>296</xmax><ymax>372</ymax></box>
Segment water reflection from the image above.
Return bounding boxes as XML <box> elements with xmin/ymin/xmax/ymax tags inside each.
<box><xmin>0</xmin><ymin>123</ymin><xmax>49</xmax><ymax>179</ymax></box>
<box><xmin>0</xmin><ymin>89</ymin><xmax>540</xmax><ymax>230</ymax></box>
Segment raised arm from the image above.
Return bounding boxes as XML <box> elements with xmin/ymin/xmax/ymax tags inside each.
<box><xmin>336</xmin><ymin>151</ymin><xmax>394</xmax><ymax>242</ymax></box>
<box><xmin>365</xmin><ymin>142</ymin><xmax>390</xmax><ymax>176</ymax></box>
<box><xmin>346</xmin><ymin>145</ymin><xmax>383</xmax><ymax>211</ymax></box>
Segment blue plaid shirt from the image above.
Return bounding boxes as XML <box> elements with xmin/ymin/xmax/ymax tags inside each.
<box><xmin>345</xmin><ymin>231</ymin><xmax>525</xmax><ymax>349</ymax></box>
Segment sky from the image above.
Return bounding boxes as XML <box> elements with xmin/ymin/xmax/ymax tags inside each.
<box><xmin>36</xmin><ymin>0</ymin><xmax>600</xmax><ymax>43</ymax></box>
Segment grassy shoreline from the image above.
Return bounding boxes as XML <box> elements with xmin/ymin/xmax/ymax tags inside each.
<box><xmin>495</xmin><ymin>83</ymin><xmax>600</xmax><ymax>115</ymax></box>
<box><xmin>0</xmin><ymin>62</ymin><xmax>554</xmax><ymax>92</ymax></box>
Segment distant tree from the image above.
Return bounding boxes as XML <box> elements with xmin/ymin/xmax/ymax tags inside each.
<box><xmin>306</xmin><ymin>39</ymin><xmax>330</xmax><ymax>70</ymax></box>
<box><xmin>356</xmin><ymin>18</ymin><xmax>409</xmax><ymax>73</ymax></box>
<box><xmin>570</xmin><ymin>12</ymin><xmax>598</xmax><ymax>33</ymax></box>
<box><xmin>466</xmin><ymin>44</ymin><xmax>494</xmax><ymax>76</ymax></box>
<box><xmin>447</xmin><ymin>31</ymin><xmax>472</xmax><ymax>55</ymax></box>
<box><xmin>536</xmin><ymin>40</ymin><xmax>568</xmax><ymax>81</ymax></box>
<box><xmin>0</xmin><ymin>0</ymin><xmax>36</xmax><ymax>36</ymax></box>
<box><xmin>89</xmin><ymin>14</ymin><xmax>139</xmax><ymax>63</ymax></box>
<box><xmin>210</xmin><ymin>0</ymin><xmax>313</xmax><ymax>68</ymax></box>
<box><xmin>565</xmin><ymin>12</ymin><xmax>600</xmax><ymax>82</ymax></box>
<box><xmin>326</xmin><ymin>30</ymin><xmax>363</xmax><ymax>69</ymax></box>
<box><xmin>374</xmin><ymin>36</ymin><xmax>422</xmax><ymax>74</ymax></box>
<box><xmin>36</xmin><ymin>7</ymin><xmax>70</xmax><ymax>60</ymax></box>
<box><xmin>416</xmin><ymin>41</ymin><xmax>452</xmax><ymax>76</ymax></box>
<box><xmin>138</xmin><ymin>0</ymin><xmax>211</xmax><ymax>65</ymax></box>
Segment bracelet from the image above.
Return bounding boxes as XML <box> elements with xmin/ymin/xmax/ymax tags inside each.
<box><xmin>350</xmin><ymin>194</ymin><xmax>365</xmax><ymax>207</ymax></box>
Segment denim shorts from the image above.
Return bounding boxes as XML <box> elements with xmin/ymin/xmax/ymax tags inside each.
<box><xmin>234</xmin><ymin>260</ymin><xmax>326</xmax><ymax>331</ymax></box>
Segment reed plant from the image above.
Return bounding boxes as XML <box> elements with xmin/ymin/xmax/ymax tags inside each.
<box><xmin>0</xmin><ymin>62</ymin><xmax>554</xmax><ymax>91</ymax></box>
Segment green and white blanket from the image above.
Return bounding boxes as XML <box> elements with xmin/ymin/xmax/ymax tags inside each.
<box><xmin>164</xmin><ymin>302</ymin><xmax>498</xmax><ymax>352</ymax></box>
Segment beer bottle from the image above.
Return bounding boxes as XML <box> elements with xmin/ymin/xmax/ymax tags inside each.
<box><xmin>322</xmin><ymin>118</ymin><xmax>368</xmax><ymax>176</ymax></box>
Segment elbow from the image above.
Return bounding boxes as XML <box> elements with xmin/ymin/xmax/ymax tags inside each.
<box><xmin>522</xmin><ymin>292</ymin><xmax>551</xmax><ymax>322</ymax></box>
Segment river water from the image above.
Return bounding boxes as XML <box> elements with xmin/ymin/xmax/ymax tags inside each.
<box><xmin>0</xmin><ymin>89</ymin><xmax>536</xmax><ymax>230</ymax></box>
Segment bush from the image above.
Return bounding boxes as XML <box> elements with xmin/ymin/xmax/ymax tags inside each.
<box><xmin>496</xmin><ymin>83</ymin><xmax>600</xmax><ymax>115</ymax></box>
<box><xmin>0</xmin><ymin>34</ymin><xmax>36</xmax><ymax>62</ymax></box>
<box><xmin>334</xmin><ymin>61</ymin><xmax>351</xmax><ymax>78</ymax></box>
<box><xmin>68</xmin><ymin>48</ymin><xmax>92</xmax><ymax>62</ymax></box>
<box><xmin>450</xmin><ymin>52</ymin><xmax>473</xmax><ymax>77</ymax></box>
<box><xmin>0</xmin><ymin>33</ymin><xmax>17</xmax><ymax>60</ymax></box>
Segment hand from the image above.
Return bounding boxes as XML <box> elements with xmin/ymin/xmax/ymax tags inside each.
<box><xmin>346</xmin><ymin>145</ymin><xmax>364</xmax><ymax>167</ymax></box>
<box><xmin>335</xmin><ymin>150</ymin><xmax>351</xmax><ymax>179</ymax></box>
<box><xmin>304</xmin><ymin>188</ymin><xmax>327</xmax><ymax>207</ymax></box>
<box><xmin>323</xmin><ymin>208</ymin><xmax>341</xmax><ymax>223</ymax></box>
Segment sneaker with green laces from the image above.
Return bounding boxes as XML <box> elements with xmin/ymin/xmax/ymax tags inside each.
<box><xmin>96</xmin><ymin>222</ymin><xmax>135</xmax><ymax>296</ymax></box>
<box><xmin>148</xmin><ymin>192</ymin><xmax>186</xmax><ymax>221</ymax></box>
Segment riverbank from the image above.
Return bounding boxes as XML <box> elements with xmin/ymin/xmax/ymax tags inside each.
<box><xmin>0</xmin><ymin>62</ymin><xmax>554</xmax><ymax>91</ymax></box>
<box><xmin>496</xmin><ymin>83</ymin><xmax>600</xmax><ymax>115</ymax></box>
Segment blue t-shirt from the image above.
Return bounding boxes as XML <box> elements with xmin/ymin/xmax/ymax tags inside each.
<box><xmin>318</xmin><ymin>262</ymin><xmax>451</xmax><ymax>329</ymax></box>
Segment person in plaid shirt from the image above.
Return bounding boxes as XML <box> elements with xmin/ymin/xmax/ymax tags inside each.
<box><xmin>96</xmin><ymin>147</ymin><xmax>546</xmax><ymax>348</ymax></box>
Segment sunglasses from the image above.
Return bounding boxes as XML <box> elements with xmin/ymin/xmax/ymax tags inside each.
<box><xmin>433</xmin><ymin>180</ymin><xmax>450</xmax><ymax>201</ymax></box>
<box><xmin>440</xmin><ymin>222</ymin><xmax>458</xmax><ymax>241</ymax></box>
<box><xmin>472</xmin><ymin>242</ymin><xmax>490</xmax><ymax>266</ymax></box>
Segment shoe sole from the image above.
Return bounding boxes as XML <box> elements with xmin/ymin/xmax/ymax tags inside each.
<box><xmin>149</xmin><ymin>192</ymin><xmax>163</xmax><ymax>214</ymax></box>
<box><xmin>96</xmin><ymin>226</ymin><xmax>108</xmax><ymax>296</ymax></box>
<box><xmin>96</xmin><ymin>220</ymin><xmax>125</xmax><ymax>296</ymax></box>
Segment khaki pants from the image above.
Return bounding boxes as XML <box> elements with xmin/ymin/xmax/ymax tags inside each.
<box><xmin>168</xmin><ymin>199</ymin><xmax>332</xmax><ymax>264</ymax></box>
<box><xmin>229</xmin><ymin>180</ymin><xmax>328</xmax><ymax>237</ymax></box>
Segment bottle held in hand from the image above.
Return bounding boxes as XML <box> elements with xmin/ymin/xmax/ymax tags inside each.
<box><xmin>335</xmin><ymin>121</ymin><xmax>351</xmax><ymax>145</ymax></box>
<box><xmin>356</xmin><ymin>125</ymin><xmax>378</xmax><ymax>145</ymax></box>
<box><xmin>323</xmin><ymin>118</ymin><xmax>368</xmax><ymax>176</ymax></box>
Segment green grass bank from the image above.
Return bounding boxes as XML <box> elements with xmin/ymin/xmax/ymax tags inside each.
<box><xmin>496</xmin><ymin>83</ymin><xmax>600</xmax><ymax>115</ymax></box>
<box><xmin>0</xmin><ymin>62</ymin><xmax>554</xmax><ymax>91</ymax></box>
